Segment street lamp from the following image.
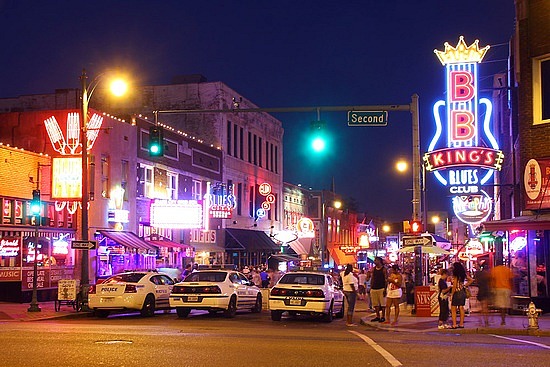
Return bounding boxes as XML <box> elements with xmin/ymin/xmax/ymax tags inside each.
<box><xmin>79</xmin><ymin>69</ymin><xmax>127</xmax><ymax>309</ymax></box>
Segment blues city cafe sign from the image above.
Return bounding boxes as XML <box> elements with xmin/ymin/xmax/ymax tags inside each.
<box><xmin>425</xmin><ymin>37</ymin><xmax>504</xmax><ymax>225</ymax></box>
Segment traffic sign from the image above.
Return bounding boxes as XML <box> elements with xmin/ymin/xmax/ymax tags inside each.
<box><xmin>71</xmin><ymin>240</ymin><xmax>97</xmax><ymax>250</ymax></box>
<box><xmin>347</xmin><ymin>111</ymin><xmax>388</xmax><ymax>126</ymax></box>
<box><xmin>402</xmin><ymin>236</ymin><xmax>432</xmax><ymax>247</ymax></box>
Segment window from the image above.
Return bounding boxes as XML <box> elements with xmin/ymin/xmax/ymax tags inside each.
<box><xmin>237</xmin><ymin>183</ymin><xmax>242</xmax><ymax>216</ymax></box>
<box><xmin>233</xmin><ymin>124</ymin><xmax>238</xmax><ymax>157</ymax></box>
<box><xmin>167</xmin><ymin>172</ymin><xmax>178</xmax><ymax>199</ymax></box>
<box><xmin>121</xmin><ymin>160</ymin><xmax>129</xmax><ymax>201</ymax></box>
<box><xmin>227</xmin><ymin>121</ymin><xmax>232</xmax><ymax>155</ymax></box>
<box><xmin>275</xmin><ymin>146</ymin><xmax>278</xmax><ymax>174</ymax></box>
<box><xmin>533</xmin><ymin>56</ymin><xmax>550</xmax><ymax>125</ymax></box>
<box><xmin>248</xmin><ymin>132</ymin><xmax>252</xmax><ymax>163</ymax></box>
<box><xmin>265</xmin><ymin>141</ymin><xmax>269</xmax><ymax>171</ymax></box>
<box><xmin>253</xmin><ymin>135</ymin><xmax>257</xmax><ymax>165</ymax></box>
<box><xmin>259</xmin><ymin>137</ymin><xmax>263</xmax><ymax>167</ymax></box>
<box><xmin>240</xmin><ymin>127</ymin><xmax>244</xmax><ymax>159</ymax></box>
<box><xmin>101</xmin><ymin>154</ymin><xmax>110</xmax><ymax>198</ymax></box>
<box><xmin>138</xmin><ymin>164</ymin><xmax>154</xmax><ymax>198</ymax></box>
<box><xmin>192</xmin><ymin>180</ymin><xmax>202</xmax><ymax>201</ymax></box>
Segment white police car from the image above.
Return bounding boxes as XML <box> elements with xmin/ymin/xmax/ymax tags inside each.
<box><xmin>269</xmin><ymin>269</ymin><xmax>344</xmax><ymax>322</ymax></box>
<box><xmin>88</xmin><ymin>271</ymin><xmax>175</xmax><ymax>318</ymax></box>
<box><xmin>169</xmin><ymin>269</ymin><xmax>262</xmax><ymax>318</ymax></box>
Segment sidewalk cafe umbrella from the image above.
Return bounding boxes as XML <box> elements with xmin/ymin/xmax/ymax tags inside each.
<box><xmin>397</xmin><ymin>245</ymin><xmax>450</xmax><ymax>255</ymax></box>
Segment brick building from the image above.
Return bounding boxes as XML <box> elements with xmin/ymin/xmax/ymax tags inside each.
<box><xmin>484</xmin><ymin>0</ymin><xmax>550</xmax><ymax>311</ymax></box>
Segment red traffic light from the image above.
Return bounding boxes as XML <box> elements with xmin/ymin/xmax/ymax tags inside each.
<box><xmin>410</xmin><ymin>220</ymin><xmax>422</xmax><ymax>234</ymax></box>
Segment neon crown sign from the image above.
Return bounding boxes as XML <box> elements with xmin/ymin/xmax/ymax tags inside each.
<box><xmin>425</xmin><ymin>36</ymin><xmax>504</xmax><ymax>226</ymax></box>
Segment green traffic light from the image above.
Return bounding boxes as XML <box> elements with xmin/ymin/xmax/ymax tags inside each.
<box><xmin>150</xmin><ymin>144</ymin><xmax>160</xmax><ymax>154</ymax></box>
<box><xmin>312</xmin><ymin>137</ymin><xmax>325</xmax><ymax>152</ymax></box>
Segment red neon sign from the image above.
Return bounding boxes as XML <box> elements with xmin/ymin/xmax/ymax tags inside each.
<box><xmin>424</xmin><ymin>147</ymin><xmax>503</xmax><ymax>172</ymax></box>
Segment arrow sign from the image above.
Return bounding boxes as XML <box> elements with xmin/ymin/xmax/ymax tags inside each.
<box><xmin>402</xmin><ymin>236</ymin><xmax>432</xmax><ymax>247</ymax></box>
<box><xmin>71</xmin><ymin>240</ymin><xmax>97</xmax><ymax>250</ymax></box>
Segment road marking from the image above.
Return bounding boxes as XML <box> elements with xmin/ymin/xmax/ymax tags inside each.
<box><xmin>491</xmin><ymin>334</ymin><xmax>550</xmax><ymax>350</ymax></box>
<box><xmin>348</xmin><ymin>330</ymin><xmax>402</xmax><ymax>366</ymax></box>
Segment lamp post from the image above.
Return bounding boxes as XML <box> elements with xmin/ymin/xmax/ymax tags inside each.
<box><xmin>79</xmin><ymin>69</ymin><xmax>127</xmax><ymax>309</ymax></box>
<box><xmin>27</xmin><ymin>197</ymin><xmax>41</xmax><ymax>312</ymax></box>
<box><xmin>79</xmin><ymin>69</ymin><xmax>91</xmax><ymax>310</ymax></box>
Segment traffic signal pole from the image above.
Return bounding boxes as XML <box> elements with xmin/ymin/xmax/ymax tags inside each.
<box><xmin>153</xmin><ymin>95</ymin><xmax>422</xmax><ymax>269</ymax></box>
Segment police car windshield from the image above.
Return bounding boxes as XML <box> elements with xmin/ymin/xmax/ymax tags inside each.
<box><xmin>184</xmin><ymin>271</ymin><xmax>227</xmax><ymax>282</ymax></box>
<box><xmin>105</xmin><ymin>273</ymin><xmax>146</xmax><ymax>284</ymax></box>
<box><xmin>279</xmin><ymin>273</ymin><xmax>325</xmax><ymax>285</ymax></box>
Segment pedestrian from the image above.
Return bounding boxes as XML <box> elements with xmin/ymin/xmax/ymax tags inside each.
<box><xmin>475</xmin><ymin>262</ymin><xmax>491</xmax><ymax>326</ymax></box>
<box><xmin>404</xmin><ymin>270</ymin><xmax>415</xmax><ymax>311</ymax></box>
<box><xmin>367</xmin><ymin>256</ymin><xmax>387</xmax><ymax>323</ymax></box>
<box><xmin>491</xmin><ymin>264</ymin><xmax>513</xmax><ymax>325</ymax></box>
<box><xmin>450</xmin><ymin>262</ymin><xmax>473</xmax><ymax>329</ymax></box>
<box><xmin>357</xmin><ymin>269</ymin><xmax>367</xmax><ymax>301</ymax></box>
<box><xmin>385</xmin><ymin>264</ymin><xmax>403</xmax><ymax>326</ymax></box>
<box><xmin>251</xmin><ymin>268</ymin><xmax>262</xmax><ymax>287</ymax></box>
<box><xmin>260</xmin><ymin>268</ymin><xmax>270</xmax><ymax>288</ymax></box>
<box><xmin>181</xmin><ymin>263</ymin><xmax>192</xmax><ymax>279</ymax></box>
<box><xmin>342</xmin><ymin>264</ymin><xmax>358</xmax><ymax>327</ymax></box>
<box><xmin>437</xmin><ymin>269</ymin><xmax>451</xmax><ymax>329</ymax></box>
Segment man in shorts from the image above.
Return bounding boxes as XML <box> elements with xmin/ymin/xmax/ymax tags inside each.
<box><xmin>367</xmin><ymin>257</ymin><xmax>387</xmax><ymax>322</ymax></box>
<box><xmin>491</xmin><ymin>264</ymin><xmax>513</xmax><ymax>325</ymax></box>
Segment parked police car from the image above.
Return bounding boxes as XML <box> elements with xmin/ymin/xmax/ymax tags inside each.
<box><xmin>88</xmin><ymin>271</ymin><xmax>175</xmax><ymax>318</ymax></box>
<box><xmin>169</xmin><ymin>268</ymin><xmax>262</xmax><ymax>318</ymax></box>
<box><xmin>269</xmin><ymin>268</ymin><xmax>344</xmax><ymax>322</ymax></box>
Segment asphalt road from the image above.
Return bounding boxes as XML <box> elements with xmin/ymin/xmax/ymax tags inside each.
<box><xmin>1</xmin><ymin>310</ymin><xmax>549</xmax><ymax>367</ymax></box>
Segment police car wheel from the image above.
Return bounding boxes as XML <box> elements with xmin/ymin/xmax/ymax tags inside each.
<box><xmin>224</xmin><ymin>296</ymin><xmax>237</xmax><ymax>318</ymax></box>
<box><xmin>251</xmin><ymin>294</ymin><xmax>262</xmax><ymax>313</ymax></box>
<box><xmin>323</xmin><ymin>303</ymin><xmax>334</xmax><ymax>323</ymax></box>
<box><xmin>335</xmin><ymin>301</ymin><xmax>345</xmax><ymax>319</ymax></box>
<box><xmin>176</xmin><ymin>307</ymin><xmax>191</xmax><ymax>318</ymax></box>
<box><xmin>140</xmin><ymin>294</ymin><xmax>156</xmax><ymax>317</ymax></box>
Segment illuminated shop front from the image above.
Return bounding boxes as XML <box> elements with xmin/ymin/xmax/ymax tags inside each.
<box><xmin>0</xmin><ymin>229</ymin><xmax>76</xmax><ymax>302</ymax></box>
<box><xmin>94</xmin><ymin>230</ymin><xmax>157</xmax><ymax>278</ymax></box>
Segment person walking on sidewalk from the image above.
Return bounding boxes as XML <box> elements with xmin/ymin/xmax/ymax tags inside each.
<box><xmin>342</xmin><ymin>264</ymin><xmax>359</xmax><ymax>326</ymax></box>
<box><xmin>437</xmin><ymin>268</ymin><xmax>451</xmax><ymax>329</ymax></box>
<box><xmin>450</xmin><ymin>262</ymin><xmax>473</xmax><ymax>329</ymax></box>
<box><xmin>475</xmin><ymin>262</ymin><xmax>492</xmax><ymax>326</ymax></box>
<box><xmin>385</xmin><ymin>264</ymin><xmax>403</xmax><ymax>326</ymax></box>
<box><xmin>357</xmin><ymin>269</ymin><xmax>367</xmax><ymax>301</ymax></box>
<box><xmin>367</xmin><ymin>256</ymin><xmax>387</xmax><ymax>323</ymax></box>
<box><xmin>491</xmin><ymin>264</ymin><xmax>513</xmax><ymax>325</ymax></box>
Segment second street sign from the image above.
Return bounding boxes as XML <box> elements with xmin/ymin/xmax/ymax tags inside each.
<box><xmin>347</xmin><ymin>111</ymin><xmax>388</xmax><ymax>126</ymax></box>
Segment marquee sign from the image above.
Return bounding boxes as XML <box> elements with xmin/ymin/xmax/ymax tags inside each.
<box><xmin>426</xmin><ymin>36</ymin><xmax>504</xmax><ymax>226</ymax></box>
<box><xmin>524</xmin><ymin>158</ymin><xmax>550</xmax><ymax>210</ymax></box>
<box><xmin>150</xmin><ymin>199</ymin><xmax>203</xmax><ymax>229</ymax></box>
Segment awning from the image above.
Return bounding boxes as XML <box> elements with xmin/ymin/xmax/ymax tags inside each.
<box><xmin>225</xmin><ymin>228</ymin><xmax>280</xmax><ymax>252</ymax></box>
<box><xmin>98</xmin><ymin>230</ymin><xmax>156</xmax><ymax>251</ymax></box>
<box><xmin>269</xmin><ymin>253</ymin><xmax>300</xmax><ymax>262</ymax></box>
<box><xmin>329</xmin><ymin>248</ymin><xmax>356</xmax><ymax>266</ymax></box>
<box><xmin>286</xmin><ymin>238</ymin><xmax>311</xmax><ymax>255</ymax></box>
<box><xmin>429</xmin><ymin>233</ymin><xmax>452</xmax><ymax>250</ymax></box>
<box><xmin>483</xmin><ymin>214</ymin><xmax>550</xmax><ymax>231</ymax></box>
<box><xmin>193</xmin><ymin>243</ymin><xmax>226</xmax><ymax>253</ymax></box>
<box><xmin>147</xmin><ymin>239</ymin><xmax>193</xmax><ymax>250</ymax></box>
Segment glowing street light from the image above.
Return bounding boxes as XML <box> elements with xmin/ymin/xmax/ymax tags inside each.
<box><xmin>79</xmin><ymin>69</ymin><xmax>128</xmax><ymax>309</ymax></box>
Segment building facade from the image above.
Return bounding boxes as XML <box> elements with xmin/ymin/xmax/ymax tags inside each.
<box><xmin>484</xmin><ymin>0</ymin><xmax>550</xmax><ymax>311</ymax></box>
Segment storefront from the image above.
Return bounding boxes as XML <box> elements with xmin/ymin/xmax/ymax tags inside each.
<box><xmin>225</xmin><ymin>228</ymin><xmax>280</xmax><ymax>268</ymax></box>
<box><xmin>0</xmin><ymin>228</ymin><xmax>76</xmax><ymax>302</ymax></box>
<box><xmin>94</xmin><ymin>230</ymin><xmax>157</xmax><ymax>280</ymax></box>
<box><xmin>483</xmin><ymin>215</ymin><xmax>550</xmax><ymax>312</ymax></box>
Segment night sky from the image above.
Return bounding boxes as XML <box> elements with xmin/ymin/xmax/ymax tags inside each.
<box><xmin>0</xmin><ymin>0</ymin><xmax>516</xmax><ymax>221</ymax></box>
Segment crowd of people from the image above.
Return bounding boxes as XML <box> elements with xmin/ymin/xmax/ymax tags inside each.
<box><xmin>435</xmin><ymin>261</ymin><xmax>514</xmax><ymax>329</ymax></box>
<box><xmin>179</xmin><ymin>257</ymin><xmax>517</xmax><ymax>329</ymax></box>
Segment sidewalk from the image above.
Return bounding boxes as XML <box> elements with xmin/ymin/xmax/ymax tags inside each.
<box><xmin>0</xmin><ymin>301</ymin><xmax>91</xmax><ymax>322</ymax></box>
<box><xmin>357</xmin><ymin>304</ymin><xmax>550</xmax><ymax>336</ymax></box>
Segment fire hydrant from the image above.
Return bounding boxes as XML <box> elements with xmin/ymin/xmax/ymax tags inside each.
<box><xmin>526</xmin><ymin>301</ymin><xmax>542</xmax><ymax>330</ymax></box>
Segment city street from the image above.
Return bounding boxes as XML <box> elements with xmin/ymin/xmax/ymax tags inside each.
<box><xmin>1</xmin><ymin>310</ymin><xmax>549</xmax><ymax>367</ymax></box>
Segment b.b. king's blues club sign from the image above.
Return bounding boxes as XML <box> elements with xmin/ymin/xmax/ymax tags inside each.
<box><xmin>424</xmin><ymin>36</ymin><xmax>504</xmax><ymax>228</ymax></box>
